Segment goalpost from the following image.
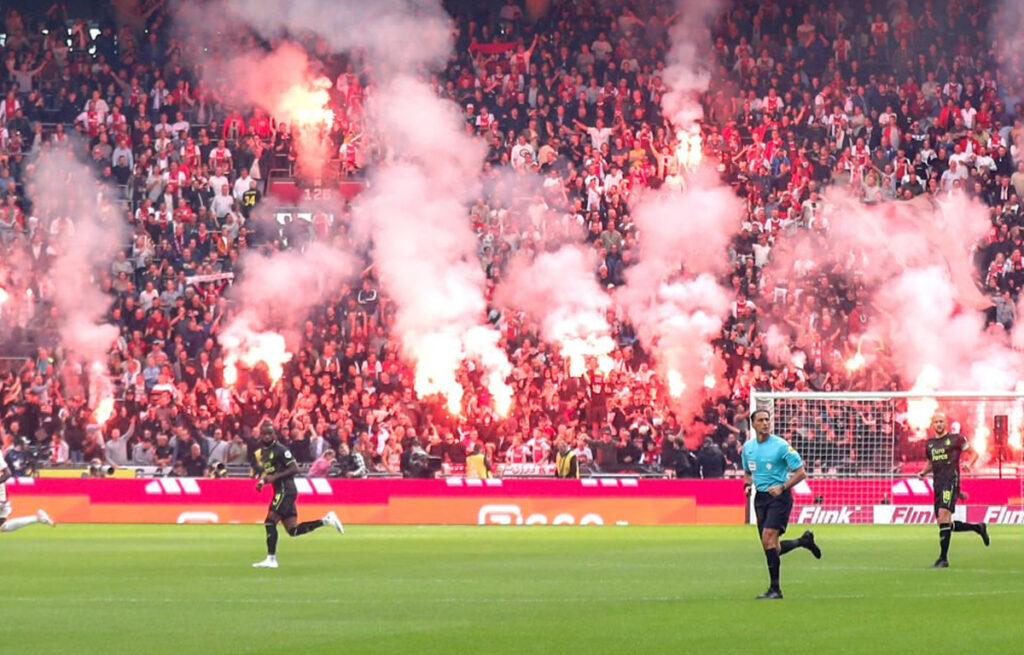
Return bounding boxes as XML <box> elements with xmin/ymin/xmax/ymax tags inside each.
<box><xmin>748</xmin><ymin>391</ymin><xmax>1024</xmax><ymax>525</ymax></box>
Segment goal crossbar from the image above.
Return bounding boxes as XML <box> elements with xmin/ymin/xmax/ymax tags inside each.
<box><xmin>752</xmin><ymin>391</ymin><xmax>1024</xmax><ymax>402</ymax></box>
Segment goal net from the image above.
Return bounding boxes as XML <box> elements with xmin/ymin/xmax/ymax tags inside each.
<box><xmin>748</xmin><ymin>391</ymin><xmax>1024</xmax><ymax>525</ymax></box>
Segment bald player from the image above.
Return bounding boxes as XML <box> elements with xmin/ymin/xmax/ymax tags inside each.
<box><xmin>917</xmin><ymin>412</ymin><xmax>989</xmax><ymax>568</ymax></box>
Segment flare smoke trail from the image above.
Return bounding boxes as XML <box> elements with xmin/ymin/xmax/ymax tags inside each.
<box><xmin>228</xmin><ymin>239</ymin><xmax>355</xmax><ymax>343</ymax></box>
<box><xmin>661</xmin><ymin>0</ymin><xmax>724</xmax><ymax>127</ymax></box>
<box><xmin>619</xmin><ymin>0</ymin><xmax>738</xmax><ymax>423</ymax></box>
<box><xmin>219</xmin><ymin>235</ymin><xmax>356</xmax><ymax>386</ymax></box>
<box><xmin>770</xmin><ymin>190</ymin><xmax>1023</xmax><ymax>393</ymax></box>
<box><xmin>29</xmin><ymin>145</ymin><xmax>126</xmax><ymax>421</ymax></box>
<box><xmin>620</xmin><ymin>178</ymin><xmax>741</xmax><ymax>418</ymax></box>
<box><xmin>198</xmin><ymin>0</ymin><xmax>512</xmax><ymax>414</ymax></box>
<box><xmin>498</xmin><ymin>245</ymin><xmax>616</xmax><ymax>377</ymax></box>
<box><xmin>356</xmin><ymin>75</ymin><xmax>512</xmax><ymax>414</ymax></box>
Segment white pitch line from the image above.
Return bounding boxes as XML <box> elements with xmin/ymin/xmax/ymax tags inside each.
<box><xmin>9</xmin><ymin>588</ymin><xmax>1022</xmax><ymax>607</ymax></box>
<box><xmin>809</xmin><ymin>565</ymin><xmax>1024</xmax><ymax>575</ymax></box>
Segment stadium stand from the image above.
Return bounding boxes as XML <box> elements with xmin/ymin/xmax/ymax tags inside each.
<box><xmin>0</xmin><ymin>0</ymin><xmax>1016</xmax><ymax>478</ymax></box>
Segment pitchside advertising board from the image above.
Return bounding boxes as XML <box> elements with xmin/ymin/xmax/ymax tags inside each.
<box><xmin>5</xmin><ymin>477</ymin><xmax>743</xmax><ymax>526</ymax></box>
<box><xmin>7</xmin><ymin>477</ymin><xmax>1023</xmax><ymax>525</ymax></box>
<box><xmin>778</xmin><ymin>478</ymin><xmax>1024</xmax><ymax>525</ymax></box>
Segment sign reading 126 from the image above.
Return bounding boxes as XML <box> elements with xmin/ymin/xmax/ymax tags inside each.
<box><xmin>303</xmin><ymin>187</ymin><xmax>335</xmax><ymax>201</ymax></box>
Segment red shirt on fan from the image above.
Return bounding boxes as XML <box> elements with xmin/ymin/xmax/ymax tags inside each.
<box><xmin>249</xmin><ymin>115</ymin><xmax>273</xmax><ymax>139</ymax></box>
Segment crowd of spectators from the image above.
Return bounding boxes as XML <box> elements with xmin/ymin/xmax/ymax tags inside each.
<box><xmin>0</xmin><ymin>0</ymin><xmax>1018</xmax><ymax>479</ymax></box>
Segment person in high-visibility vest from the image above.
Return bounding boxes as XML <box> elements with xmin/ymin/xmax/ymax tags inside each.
<box><xmin>465</xmin><ymin>443</ymin><xmax>491</xmax><ymax>479</ymax></box>
<box><xmin>555</xmin><ymin>439</ymin><xmax>579</xmax><ymax>479</ymax></box>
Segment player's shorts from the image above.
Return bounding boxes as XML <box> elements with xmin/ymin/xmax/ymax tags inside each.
<box><xmin>0</xmin><ymin>501</ymin><xmax>11</xmax><ymax>520</ymax></box>
<box><xmin>934</xmin><ymin>481</ymin><xmax>959</xmax><ymax>515</ymax></box>
<box><xmin>754</xmin><ymin>490</ymin><xmax>793</xmax><ymax>535</ymax></box>
<box><xmin>268</xmin><ymin>491</ymin><xmax>297</xmax><ymax>519</ymax></box>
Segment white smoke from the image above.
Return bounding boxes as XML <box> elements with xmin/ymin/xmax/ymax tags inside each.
<box><xmin>661</xmin><ymin>0</ymin><xmax>724</xmax><ymax>127</ymax></box>
<box><xmin>226</xmin><ymin>238</ymin><xmax>355</xmax><ymax>345</ymax></box>
<box><xmin>615</xmin><ymin>0</ymin><xmax>737</xmax><ymax>422</ymax></box>
<box><xmin>354</xmin><ymin>75</ymin><xmax>512</xmax><ymax>414</ymax></box>
<box><xmin>222</xmin><ymin>0</ymin><xmax>453</xmax><ymax>73</ymax></box>
<box><xmin>765</xmin><ymin>186</ymin><xmax>1020</xmax><ymax>392</ymax></box>
<box><xmin>497</xmin><ymin>245</ymin><xmax>615</xmax><ymax>376</ymax></box>
<box><xmin>180</xmin><ymin>0</ymin><xmax>512</xmax><ymax>411</ymax></box>
<box><xmin>29</xmin><ymin>145</ymin><xmax>126</xmax><ymax>416</ymax></box>
<box><xmin>620</xmin><ymin>176</ymin><xmax>742</xmax><ymax>417</ymax></box>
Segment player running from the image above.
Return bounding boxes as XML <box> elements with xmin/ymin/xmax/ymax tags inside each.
<box><xmin>917</xmin><ymin>412</ymin><xmax>989</xmax><ymax>568</ymax></box>
<box><xmin>252</xmin><ymin>422</ymin><xmax>344</xmax><ymax>569</ymax></box>
<box><xmin>742</xmin><ymin>409</ymin><xmax>821</xmax><ymax>599</ymax></box>
<box><xmin>0</xmin><ymin>446</ymin><xmax>55</xmax><ymax>533</ymax></box>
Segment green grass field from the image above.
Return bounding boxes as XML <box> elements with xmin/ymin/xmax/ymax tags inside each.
<box><xmin>3</xmin><ymin>524</ymin><xmax>1022</xmax><ymax>654</ymax></box>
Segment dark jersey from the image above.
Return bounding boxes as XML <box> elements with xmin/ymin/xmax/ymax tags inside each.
<box><xmin>925</xmin><ymin>433</ymin><xmax>968</xmax><ymax>485</ymax></box>
<box><xmin>241</xmin><ymin>189</ymin><xmax>261</xmax><ymax>217</ymax></box>
<box><xmin>254</xmin><ymin>441</ymin><xmax>298</xmax><ymax>494</ymax></box>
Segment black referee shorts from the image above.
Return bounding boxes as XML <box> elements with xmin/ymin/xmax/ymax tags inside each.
<box><xmin>755</xmin><ymin>490</ymin><xmax>793</xmax><ymax>536</ymax></box>
<box><xmin>933</xmin><ymin>481</ymin><xmax>959</xmax><ymax>515</ymax></box>
<box><xmin>268</xmin><ymin>491</ymin><xmax>298</xmax><ymax>519</ymax></box>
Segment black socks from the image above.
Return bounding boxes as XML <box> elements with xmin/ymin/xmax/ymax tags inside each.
<box><xmin>287</xmin><ymin>520</ymin><xmax>324</xmax><ymax>537</ymax></box>
<box><xmin>765</xmin><ymin>548</ymin><xmax>781</xmax><ymax>590</ymax></box>
<box><xmin>779</xmin><ymin>539</ymin><xmax>801</xmax><ymax>555</ymax></box>
<box><xmin>953</xmin><ymin>520</ymin><xmax>981</xmax><ymax>534</ymax></box>
<box><xmin>265</xmin><ymin>520</ymin><xmax>278</xmax><ymax>556</ymax></box>
<box><xmin>938</xmin><ymin>523</ymin><xmax>952</xmax><ymax>560</ymax></box>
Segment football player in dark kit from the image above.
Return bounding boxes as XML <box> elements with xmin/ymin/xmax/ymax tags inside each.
<box><xmin>917</xmin><ymin>412</ymin><xmax>989</xmax><ymax>568</ymax></box>
<box><xmin>252</xmin><ymin>422</ymin><xmax>344</xmax><ymax>569</ymax></box>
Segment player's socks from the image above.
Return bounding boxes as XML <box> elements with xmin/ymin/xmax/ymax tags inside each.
<box><xmin>779</xmin><ymin>530</ymin><xmax>820</xmax><ymax>558</ymax></box>
<box><xmin>0</xmin><ymin>515</ymin><xmax>42</xmax><ymax>532</ymax></box>
<box><xmin>938</xmin><ymin>522</ymin><xmax>952</xmax><ymax>561</ymax></box>
<box><xmin>779</xmin><ymin>539</ymin><xmax>801</xmax><ymax>554</ymax></box>
<box><xmin>764</xmin><ymin>548</ymin><xmax>781</xmax><ymax>591</ymax></box>
<box><xmin>287</xmin><ymin>520</ymin><xmax>324</xmax><ymax>537</ymax></box>
<box><xmin>953</xmin><ymin>520</ymin><xmax>983</xmax><ymax>536</ymax></box>
<box><xmin>265</xmin><ymin>520</ymin><xmax>279</xmax><ymax>556</ymax></box>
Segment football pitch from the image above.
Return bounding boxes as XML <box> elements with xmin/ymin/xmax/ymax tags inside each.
<box><xmin>4</xmin><ymin>524</ymin><xmax>1022</xmax><ymax>654</ymax></box>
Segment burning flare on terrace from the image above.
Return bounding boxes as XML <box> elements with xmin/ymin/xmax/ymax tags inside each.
<box><xmin>905</xmin><ymin>365</ymin><xmax>941</xmax><ymax>439</ymax></box>
<box><xmin>220</xmin><ymin>320</ymin><xmax>292</xmax><ymax>387</ymax></box>
<box><xmin>674</xmin><ymin>128</ymin><xmax>703</xmax><ymax>171</ymax></box>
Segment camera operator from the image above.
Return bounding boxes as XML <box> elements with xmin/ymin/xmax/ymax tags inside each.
<box><xmin>400</xmin><ymin>436</ymin><xmax>438</xmax><ymax>479</ymax></box>
<box><xmin>87</xmin><ymin>458</ymin><xmax>115</xmax><ymax>478</ymax></box>
<box><xmin>23</xmin><ymin>429</ymin><xmax>54</xmax><ymax>474</ymax></box>
<box><xmin>697</xmin><ymin>436</ymin><xmax>727</xmax><ymax>479</ymax></box>
<box><xmin>4</xmin><ymin>439</ymin><xmax>30</xmax><ymax>477</ymax></box>
<box><xmin>343</xmin><ymin>442</ymin><xmax>368</xmax><ymax>479</ymax></box>
<box><xmin>209</xmin><ymin>462</ymin><xmax>228</xmax><ymax>479</ymax></box>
